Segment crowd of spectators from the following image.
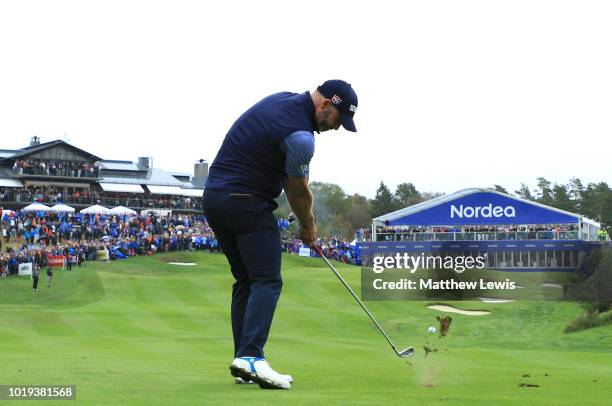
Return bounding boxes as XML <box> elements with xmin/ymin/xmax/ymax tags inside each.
<box><xmin>281</xmin><ymin>236</ymin><xmax>360</xmax><ymax>265</ymax></box>
<box><xmin>1</xmin><ymin>242</ymin><xmax>98</xmax><ymax>277</ymax></box>
<box><xmin>1</xmin><ymin>187</ymin><xmax>69</xmax><ymax>204</ymax></box>
<box><xmin>0</xmin><ymin>210</ymin><xmax>220</xmax><ymax>278</ymax></box>
<box><xmin>374</xmin><ymin>224</ymin><xmax>580</xmax><ymax>241</ymax></box>
<box><xmin>278</xmin><ymin>217</ymin><xmax>361</xmax><ymax>265</ymax></box>
<box><xmin>313</xmin><ymin>237</ymin><xmax>359</xmax><ymax>264</ymax></box>
<box><xmin>13</xmin><ymin>159</ymin><xmax>100</xmax><ymax>178</ymax></box>
<box><xmin>377</xmin><ymin>225</ymin><xmax>578</xmax><ymax>233</ymax></box>
<box><xmin>0</xmin><ymin>187</ymin><xmax>201</xmax><ymax>211</ymax></box>
<box><xmin>1</xmin><ymin>207</ymin><xmax>360</xmax><ymax>280</ymax></box>
<box><xmin>354</xmin><ymin>228</ymin><xmax>371</xmax><ymax>242</ymax></box>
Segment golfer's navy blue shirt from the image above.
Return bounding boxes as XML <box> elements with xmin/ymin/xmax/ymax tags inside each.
<box><xmin>206</xmin><ymin>91</ymin><xmax>316</xmax><ymax>200</ymax></box>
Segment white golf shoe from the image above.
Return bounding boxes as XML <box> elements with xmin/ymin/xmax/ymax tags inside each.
<box><xmin>234</xmin><ymin>377</ymin><xmax>257</xmax><ymax>384</ymax></box>
<box><xmin>234</xmin><ymin>374</ymin><xmax>293</xmax><ymax>385</ymax></box>
<box><xmin>229</xmin><ymin>357</ymin><xmax>291</xmax><ymax>389</ymax></box>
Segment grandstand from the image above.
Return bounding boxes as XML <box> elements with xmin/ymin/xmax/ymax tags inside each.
<box><xmin>0</xmin><ymin>137</ymin><xmax>206</xmax><ymax>213</ymax></box>
<box><xmin>361</xmin><ymin>188</ymin><xmax>605</xmax><ymax>272</ymax></box>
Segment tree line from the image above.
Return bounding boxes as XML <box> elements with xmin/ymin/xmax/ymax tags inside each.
<box><xmin>275</xmin><ymin>178</ymin><xmax>611</xmax><ymax>240</ymax></box>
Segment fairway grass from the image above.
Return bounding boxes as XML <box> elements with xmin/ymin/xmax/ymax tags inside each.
<box><xmin>1</xmin><ymin>252</ymin><xmax>610</xmax><ymax>405</ymax></box>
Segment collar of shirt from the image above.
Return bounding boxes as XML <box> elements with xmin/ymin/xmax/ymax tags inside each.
<box><xmin>303</xmin><ymin>91</ymin><xmax>319</xmax><ymax>134</ymax></box>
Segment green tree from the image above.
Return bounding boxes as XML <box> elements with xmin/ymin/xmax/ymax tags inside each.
<box><xmin>567</xmin><ymin>177</ymin><xmax>584</xmax><ymax>211</ymax></box>
<box><xmin>551</xmin><ymin>183</ymin><xmax>575</xmax><ymax>212</ymax></box>
<box><xmin>421</xmin><ymin>191</ymin><xmax>443</xmax><ymax>201</ymax></box>
<box><xmin>515</xmin><ymin>183</ymin><xmax>534</xmax><ymax>200</ymax></box>
<box><xmin>568</xmin><ymin>177</ymin><xmax>584</xmax><ymax>201</ymax></box>
<box><xmin>394</xmin><ymin>182</ymin><xmax>422</xmax><ymax>207</ymax></box>
<box><xmin>345</xmin><ymin>193</ymin><xmax>372</xmax><ymax>229</ymax></box>
<box><xmin>493</xmin><ymin>184</ymin><xmax>509</xmax><ymax>194</ymax></box>
<box><xmin>535</xmin><ymin>177</ymin><xmax>554</xmax><ymax>205</ymax></box>
<box><xmin>310</xmin><ymin>182</ymin><xmax>349</xmax><ymax>216</ymax></box>
<box><xmin>581</xmin><ymin>182</ymin><xmax>612</xmax><ymax>232</ymax></box>
<box><xmin>371</xmin><ymin>181</ymin><xmax>401</xmax><ymax>218</ymax></box>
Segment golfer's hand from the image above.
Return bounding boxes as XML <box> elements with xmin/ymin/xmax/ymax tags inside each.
<box><xmin>299</xmin><ymin>222</ymin><xmax>317</xmax><ymax>246</ymax></box>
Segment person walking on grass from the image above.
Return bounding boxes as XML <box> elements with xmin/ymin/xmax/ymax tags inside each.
<box><xmin>46</xmin><ymin>266</ymin><xmax>53</xmax><ymax>287</ymax></box>
<box><xmin>32</xmin><ymin>268</ymin><xmax>40</xmax><ymax>291</ymax></box>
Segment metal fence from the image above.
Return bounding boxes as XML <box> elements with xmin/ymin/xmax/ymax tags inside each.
<box><xmin>13</xmin><ymin>167</ymin><xmax>99</xmax><ymax>178</ymax></box>
<box><xmin>0</xmin><ymin>194</ymin><xmax>202</xmax><ymax>211</ymax></box>
<box><xmin>375</xmin><ymin>230</ymin><xmax>579</xmax><ymax>242</ymax></box>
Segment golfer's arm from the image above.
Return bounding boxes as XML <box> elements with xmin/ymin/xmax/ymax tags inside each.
<box><xmin>284</xmin><ymin>175</ymin><xmax>315</xmax><ymax>228</ymax></box>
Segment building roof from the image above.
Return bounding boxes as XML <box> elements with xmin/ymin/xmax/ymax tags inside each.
<box><xmin>169</xmin><ymin>171</ymin><xmax>191</xmax><ymax>177</ymax></box>
<box><xmin>0</xmin><ymin>150</ymin><xmax>17</xmax><ymax>158</ymax></box>
<box><xmin>99</xmin><ymin>160</ymin><xmax>142</xmax><ymax>171</ymax></box>
<box><xmin>100</xmin><ymin>168</ymin><xmax>191</xmax><ymax>187</ymax></box>
<box><xmin>99</xmin><ymin>183</ymin><xmax>145</xmax><ymax>193</ymax></box>
<box><xmin>0</xmin><ymin>140</ymin><xmax>102</xmax><ymax>162</ymax></box>
<box><xmin>373</xmin><ymin>188</ymin><xmax>599</xmax><ymax>227</ymax></box>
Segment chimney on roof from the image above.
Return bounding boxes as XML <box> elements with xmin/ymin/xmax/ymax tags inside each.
<box><xmin>137</xmin><ymin>157</ymin><xmax>152</xmax><ymax>170</ymax></box>
<box><xmin>192</xmin><ymin>159</ymin><xmax>208</xmax><ymax>188</ymax></box>
<box><xmin>30</xmin><ymin>136</ymin><xmax>40</xmax><ymax>146</ymax></box>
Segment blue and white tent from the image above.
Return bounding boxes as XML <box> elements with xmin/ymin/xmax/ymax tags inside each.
<box><xmin>373</xmin><ymin>188</ymin><xmax>600</xmax><ymax>240</ymax></box>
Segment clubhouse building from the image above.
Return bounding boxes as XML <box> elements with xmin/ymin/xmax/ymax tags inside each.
<box><xmin>0</xmin><ymin>137</ymin><xmax>208</xmax><ymax>213</ymax></box>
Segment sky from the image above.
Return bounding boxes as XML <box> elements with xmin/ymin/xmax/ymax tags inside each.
<box><xmin>1</xmin><ymin>1</ymin><xmax>610</xmax><ymax>198</ymax></box>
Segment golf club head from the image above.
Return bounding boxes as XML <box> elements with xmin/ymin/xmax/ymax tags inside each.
<box><xmin>398</xmin><ymin>347</ymin><xmax>415</xmax><ymax>357</ymax></box>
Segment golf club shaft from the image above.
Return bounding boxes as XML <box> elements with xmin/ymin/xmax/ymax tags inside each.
<box><xmin>313</xmin><ymin>246</ymin><xmax>402</xmax><ymax>356</ymax></box>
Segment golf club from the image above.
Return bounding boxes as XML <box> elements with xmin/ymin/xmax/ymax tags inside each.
<box><xmin>287</xmin><ymin>212</ymin><xmax>413</xmax><ymax>358</ymax></box>
<box><xmin>312</xmin><ymin>245</ymin><xmax>414</xmax><ymax>358</ymax></box>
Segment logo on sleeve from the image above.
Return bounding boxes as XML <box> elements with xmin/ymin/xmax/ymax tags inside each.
<box><xmin>299</xmin><ymin>164</ymin><xmax>310</xmax><ymax>176</ymax></box>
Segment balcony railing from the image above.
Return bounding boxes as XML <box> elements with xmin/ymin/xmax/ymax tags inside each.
<box><xmin>13</xmin><ymin>167</ymin><xmax>99</xmax><ymax>178</ymax></box>
<box><xmin>0</xmin><ymin>194</ymin><xmax>202</xmax><ymax>211</ymax></box>
<box><xmin>375</xmin><ymin>231</ymin><xmax>579</xmax><ymax>242</ymax></box>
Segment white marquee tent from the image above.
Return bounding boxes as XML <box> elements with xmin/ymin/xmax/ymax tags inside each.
<box><xmin>21</xmin><ymin>203</ymin><xmax>51</xmax><ymax>212</ymax></box>
<box><xmin>80</xmin><ymin>205</ymin><xmax>110</xmax><ymax>215</ymax></box>
<box><xmin>50</xmin><ymin>204</ymin><xmax>76</xmax><ymax>213</ymax></box>
<box><xmin>109</xmin><ymin>206</ymin><xmax>137</xmax><ymax>216</ymax></box>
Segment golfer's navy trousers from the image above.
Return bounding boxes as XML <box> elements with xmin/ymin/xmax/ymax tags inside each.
<box><xmin>202</xmin><ymin>190</ymin><xmax>281</xmax><ymax>358</ymax></box>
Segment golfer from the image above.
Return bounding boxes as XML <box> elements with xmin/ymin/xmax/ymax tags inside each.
<box><xmin>203</xmin><ymin>80</ymin><xmax>358</xmax><ymax>389</ymax></box>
